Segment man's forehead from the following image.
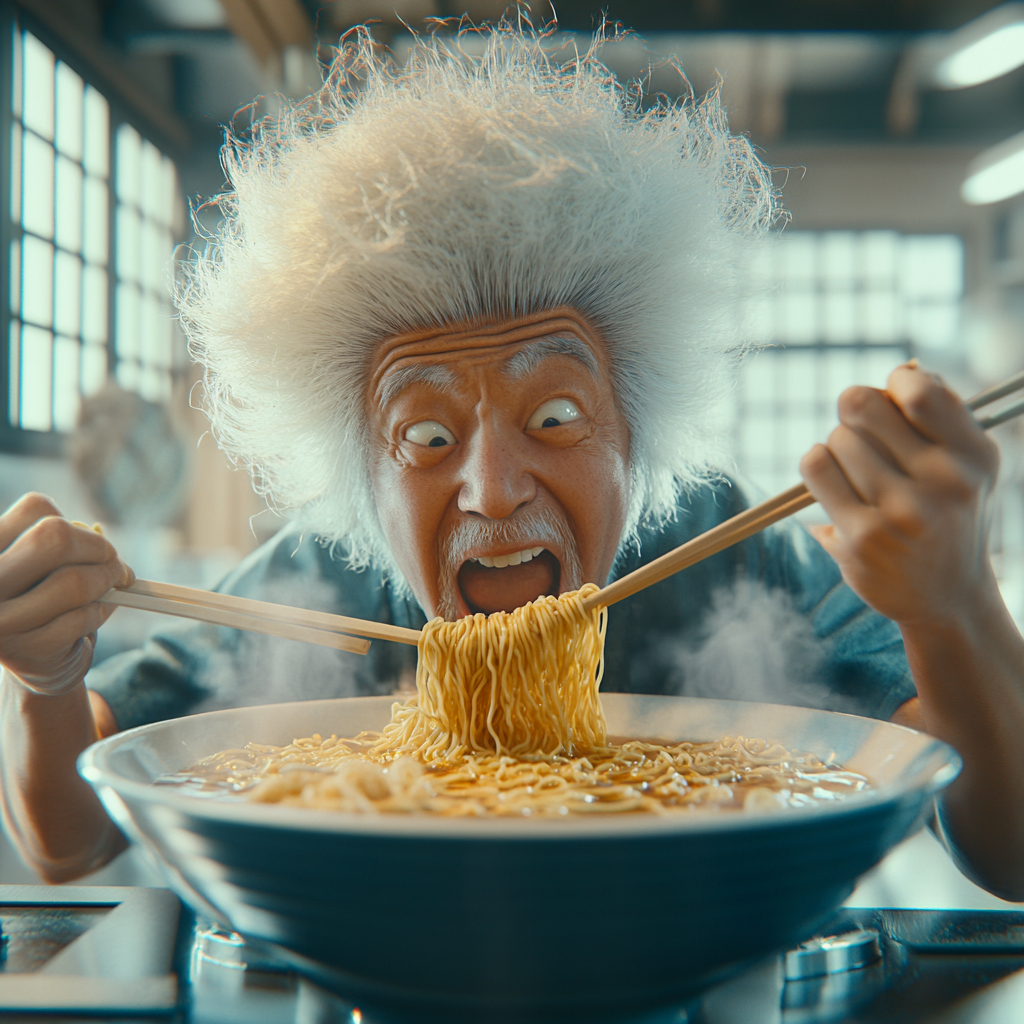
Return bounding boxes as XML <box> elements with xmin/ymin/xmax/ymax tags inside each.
<box><xmin>370</xmin><ymin>312</ymin><xmax>605</xmax><ymax>409</ymax></box>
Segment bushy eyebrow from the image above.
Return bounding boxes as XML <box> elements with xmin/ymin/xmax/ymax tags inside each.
<box><xmin>376</xmin><ymin>364</ymin><xmax>458</xmax><ymax>410</ymax></box>
<box><xmin>502</xmin><ymin>335</ymin><xmax>599</xmax><ymax>380</ymax></box>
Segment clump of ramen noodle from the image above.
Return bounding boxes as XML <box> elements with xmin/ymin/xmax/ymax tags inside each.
<box><xmin>168</xmin><ymin>585</ymin><xmax>870</xmax><ymax>815</ymax></box>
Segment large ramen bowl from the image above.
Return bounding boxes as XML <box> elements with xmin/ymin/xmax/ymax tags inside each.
<box><xmin>80</xmin><ymin>694</ymin><xmax>959</xmax><ymax>1022</ymax></box>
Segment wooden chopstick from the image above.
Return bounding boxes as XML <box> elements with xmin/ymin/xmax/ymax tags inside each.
<box><xmin>100</xmin><ymin>589</ymin><xmax>372</xmax><ymax>655</ymax></box>
<box><xmin>977</xmin><ymin>396</ymin><xmax>1024</xmax><ymax>430</ymax></box>
<box><xmin>582</xmin><ymin>487</ymin><xmax>817</xmax><ymax>611</ymax></box>
<box><xmin>123</xmin><ymin>579</ymin><xmax>421</xmax><ymax>646</ymax></box>
<box><xmin>583</xmin><ymin>369</ymin><xmax>1024</xmax><ymax>612</ymax></box>
<box><xmin>965</xmin><ymin>369</ymin><xmax>1024</xmax><ymax>411</ymax></box>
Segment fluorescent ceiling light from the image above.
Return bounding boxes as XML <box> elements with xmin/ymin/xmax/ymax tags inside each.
<box><xmin>962</xmin><ymin>131</ymin><xmax>1024</xmax><ymax>204</ymax></box>
<box><xmin>935</xmin><ymin>3</ymin><xmax>1024</xmax><ymax>88</ymax></box>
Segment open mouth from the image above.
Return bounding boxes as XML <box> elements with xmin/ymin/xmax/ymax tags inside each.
<box><xmin>457</xmin><ymin>548</ymin><xmax>561</xmax><ymax>615</ymax></box>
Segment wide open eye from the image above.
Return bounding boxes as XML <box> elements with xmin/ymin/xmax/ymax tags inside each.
<box><xmin>405</xmin><ymin>421</ymin><xmax>457</xmax><ymax>448</ymax></box>
<box><xmin>526</xmin><ymin>399</ymin><xmax>582</xmax><ymax>431</ymax></box>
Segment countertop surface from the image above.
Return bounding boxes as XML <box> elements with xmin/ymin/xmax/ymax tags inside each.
<box><xmin>4</xmin><ymin>895</ymin><xmax>1024</xmax><ymax>1023</ymax></box>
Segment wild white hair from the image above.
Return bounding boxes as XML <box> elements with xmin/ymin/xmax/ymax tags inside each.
<box><xmin>178</xmin><ymin>21</ymin><xmax>781</xmax><ymax>587</ymax></box>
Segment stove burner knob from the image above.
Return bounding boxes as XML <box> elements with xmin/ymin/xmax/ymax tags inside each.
<box><xmin>784</xmin><ymin>929</ymin><xmax>882</xmax><ymax>980</ymax></box>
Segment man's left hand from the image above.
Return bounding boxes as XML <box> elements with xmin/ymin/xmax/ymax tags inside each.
<box><xmin>799</xmin><ymin>363</ymin><xmax>1001</xmax><ymax>627</ymax></box>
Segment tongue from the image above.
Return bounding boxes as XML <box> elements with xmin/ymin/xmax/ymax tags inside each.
<box><xmin>458</xmin><ymin>552</ymin><xmax>558</xmax><ymax>615</ymax></box>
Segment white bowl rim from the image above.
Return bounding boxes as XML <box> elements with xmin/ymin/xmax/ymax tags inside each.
<box><xmin>79</xmin><ymin>694</ymin><xmax>960</xmax><ymax>842</ymax></box>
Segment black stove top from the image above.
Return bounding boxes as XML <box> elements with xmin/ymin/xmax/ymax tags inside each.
<box><xmin>2</xmin><ymin>890</ymin><xmax>1024</xmax><ymax>1023</ymax></box>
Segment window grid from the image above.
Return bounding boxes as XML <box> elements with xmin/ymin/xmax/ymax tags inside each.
<box><xmin>114</xmin><ymin>122</ymin><xmax>178</xmax><ymax>402</ymax></box>
<box><xmin>734</xmin><ymin>232</ymin><xmax>964</xmax><ymax>499</ymax></box>
<box><xmin>6</xmin><ymin>24</ymin><xmax>181</xmax><ymax>438</ymax></box>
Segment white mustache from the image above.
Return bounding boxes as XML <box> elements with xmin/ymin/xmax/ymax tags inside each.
<box><xmin>436</xmin><ymin>508</ymin><xmax>583</xmax><ymax>620</ymax></box>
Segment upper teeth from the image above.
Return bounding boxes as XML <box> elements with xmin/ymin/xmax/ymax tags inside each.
<box><xmin>473</xmin><ymin>547</ymin><xmax>544</xmax><ymax>569</ymax></box>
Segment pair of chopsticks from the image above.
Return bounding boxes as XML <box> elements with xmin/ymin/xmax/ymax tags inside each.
<box><xmin>100</xmin><ymin>369</ymin><xmax>1024</xmax><ymax>647</ymax></box>
<box><xmin>100</xmin><ymin>580</ymin><xmax>421</xmax><ymax>652</ymax></box>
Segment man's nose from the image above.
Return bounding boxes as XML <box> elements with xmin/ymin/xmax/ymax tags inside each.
<box><xmin>457</xmin><ymin>420</ymin><xmax>537</xmax><ymax>519</ymax></box>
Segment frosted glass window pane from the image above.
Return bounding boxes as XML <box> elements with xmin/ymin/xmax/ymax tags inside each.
<box><xmin>160</xmin><ymin>158</ymin><xmax>177</xmax><ymax>228</ymax></box>
<box><xmin>21</xmin><ymin>235</ymin><xmax>53</xmax><ymax>327</ymax></box>
<box><xmin>785</xmin><ymin>351</ymin><xmax>819</xmax><ymax>412</ymax></box>
<box><xmin>20</xmin><ymin>325</ymin><xmax>52</xmax><ymax>431</ymax></box>
<box><xmin>54</xmin><ymin>250</ymin><xmax>81</xmax><ymax>337</ymax></box>
<box><xmin>82</xmin><ymin>85</ymin><xmax>108</xmax><ymax>177</ymax></box>
<box><xmin>52</xmin><ymin>335</ymin><xmax>80</xmax><ymax>431</ymax></box>
<box><xmin>140</xmin><ymin>140</ymin><xmax>163</xmax><ymax>220</ymax></box>
<box><xmin>859</xmin><ymin>232</ymin><xmax>899</xmax><ymax>284</ymax></box>
<box><xmin>822</xmin><ymin>352</ymin><xmax>860</xmax><ymax>416</ymax></box>
<box><xmin>11</xmin><ymin>26</ymin><xmax>22</xmax><ymax>119</ymax></box>
<box><xmin>81</xmin><ymin>342</ymin><xmax>107</xmax><ymax>395</ymax></box>
<box><xmin>907</xmin><ymin>301</ymin><xmax>959</xmax><ymax>350</ymax></box>
<box><xmin>10</xmin><ymin>123</ymin><xmax>20</xmax><ymax>222</ymax></box>
<box><xmin>139</xmin><ymin>365</ymin><xmax>166</xmax><ymax>403</ymax></box>
<box><xmin>82</xmin><ymin>175</ymin><xmax>108</xmax><ymax>264</ymax></box>
<box><xmin>900</xmin><ymin>236</ymin><xmax>964</xmax><ymax>300</ymax></box>
<box><xmin>140</xmin><ymin>291</ymin><xmax>158</xmax><ymax>367</ymax></box>
<box><xmin>54</xmin><ymin>62</ymin><xmax>83</xmax><ymax>160</ymax></box>
<box><xmin>861</xmin><ymin>289</ymin><xmax>899</xmax><ymax>342</ymax></box>
<box><xmin>22</xmin><ymin>34</ymin><xmax>53</xmax><ymax>140</ymax></box>
<box><xmin>8</xmin><ymin>240</ymin><xmax>19</xmax><ymax>316</ymax></box>
<box><xmin>784</xmin><ymin>413</ymin><xmax>820</xmax><ymax>463</ymax></box>
<box><xmin>116</xmin><ymin>123</ymin><xmax>141</xmax><ymax>205</ymax></box>
<box><xmin>116</xmin><ymin>205</ymin><xmax>140</xmax><ymax>282</ymax></box>
<box><xmin>160</xmin><ymin>227</ymin><xmax>173</xmax><ymax>286</ymax></box>
<box><xmin>116</xmin><ymin>281</ymin><xmax>141</xmax><ymax>359</ymax></box>
<box><xmin>81</xmin><ymin>264</ymin><xmax>107</xmax><ymax>343</ymax></box>
<box><xmin>55</xmin><ymin>155</ymin><xmax>83</xmax><ymax>253</ymax></box>
<box><xmin>820</xmin><ymin>232</ymin><xmax>856</xmax><ymax>285</ymax></box>
<box><xmin>741</xmin><ymin>416</ymin><xmax>776</xmax><ymax>465</ymax></box>
<box><xmin>781</xmin><ymin>233</ymin><xmax>817</xmax><ymax>284</ymax></box>
<box><xmin>779</xmin><ymin>290</ymin><xmax>818</xmax><ymax>343</ymax></box>
<box><xmin>822</xmin><ymin>290</ymin><xmax>857</xmax><ymax>342</ymax></box>
<box><xmin>864</xmin><ymin>349</ymin><xmax>905</xmax><ymax>389</ymax></box>
<box><xmin>140</xmin><ymin>217</ymin><xmax>163</xmax><ymax>290</ymax></box>
<box><xmin>22</xmin><ymin>131</ymin><xmax>54</xmax><ymax>238</ymax></box>
<box><xmin>140</xmin><ymin>292</ymin><xmax>168</xmax><ymax>369</ymax></box>
<box><xmin>7</xmin><ymin>323</ymin><xmax>21</xmax><ymax>425</ymax></box>
<box><xmin>115</xmin><ymin>358</ymin><xmax>139</xmax><ymax>391</ymax></box>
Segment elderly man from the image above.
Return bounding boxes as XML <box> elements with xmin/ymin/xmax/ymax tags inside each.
<box><xmin>1</xmin><ymin>26</ymin><xmax>1023</xmax><ymax>895</ymax></box>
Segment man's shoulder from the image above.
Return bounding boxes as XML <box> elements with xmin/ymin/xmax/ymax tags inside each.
<box><xmin>625</xmin><ymin>476</ymin><xmax>753</xmax><ymax>564</ymax></box>
<box><xmin>212</xmin><ymin>524</ymin><xmax>400</xmax><ymax>621</ymax></box>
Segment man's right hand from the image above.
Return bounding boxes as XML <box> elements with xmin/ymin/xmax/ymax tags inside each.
<box><xmin>0</xmin><ymin>493</ymin><xmax>134</xmax><ymax>695</ymax></box>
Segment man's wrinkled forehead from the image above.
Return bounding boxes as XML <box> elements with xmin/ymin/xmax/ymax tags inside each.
<box><xmin>369</xmin><ymin>311</ymin><xmax>604</xmax><ymax>411</ymax></box>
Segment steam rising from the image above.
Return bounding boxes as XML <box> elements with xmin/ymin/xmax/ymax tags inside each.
<box><xmin>667</xmin><ymin>579</ymin><xmax>835</xmax><ymax>709</ymax></box>
<box><xmin>193</xmin><ymin>579</ymin><xmax>409</xmax><ymax>713</ymax></box>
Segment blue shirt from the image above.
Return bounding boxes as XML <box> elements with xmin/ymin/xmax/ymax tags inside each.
<box><xmin>87</xmin><ymin>480</ymin><xmax>915</xmax><ymax>729</ymax></box>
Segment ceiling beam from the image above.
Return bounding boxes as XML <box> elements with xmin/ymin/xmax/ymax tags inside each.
<box><xmin>218</xmin><ymin>0</ymin><xmax>312</xmax><ymax>67</ymax></box>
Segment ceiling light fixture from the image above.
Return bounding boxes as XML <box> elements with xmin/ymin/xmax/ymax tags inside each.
<box><xmin>962</xmin><ymin>131</ymin><xmax>1024</xmax><ymax>205</ymax></box>
<box><xmin>934</xmin><ymin>3</ymin><xmax>1024</xmax><ymax>88</ymax></box>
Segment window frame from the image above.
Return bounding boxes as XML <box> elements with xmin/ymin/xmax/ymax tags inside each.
<box><xmin>0</xmin><ymin>1</ymin><xmax>186</xmax><ymax>456</ymax></box>
<box><xmin>732</xmin><ymin>228</ymin><xmax>966</xmax><ymax>501</ymax></box>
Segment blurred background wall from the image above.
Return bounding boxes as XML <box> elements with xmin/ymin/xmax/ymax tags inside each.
<box><xmin>0</xmin><ymin>0</ymin><xmax>1022</xmax><ymax>893</ymax></box>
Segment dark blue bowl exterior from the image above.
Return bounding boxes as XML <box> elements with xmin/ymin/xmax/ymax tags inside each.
<box><xmin>121</xmin><ymin>788</ymin><xmax>928</xmax><ymax>1019</ymax></box>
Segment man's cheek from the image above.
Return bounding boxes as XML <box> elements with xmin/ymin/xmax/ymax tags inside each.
<box><xmin>378</xmin><ymin>476</ymin><xmax>440</xmax><ymax>572</ymax></box>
